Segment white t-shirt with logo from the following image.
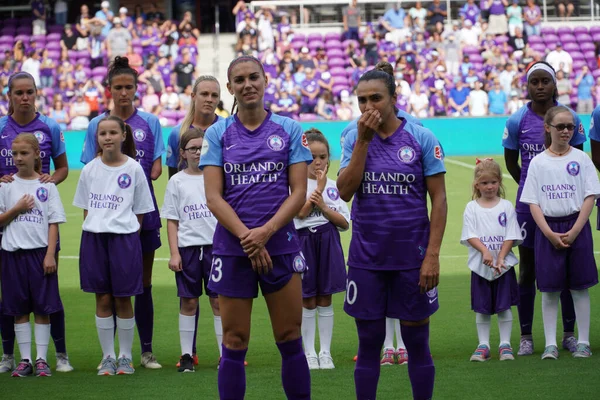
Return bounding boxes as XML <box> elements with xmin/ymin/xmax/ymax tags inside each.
<box><xmin>521</xmin><ymin>148</ymin><xmax>600</xmax><ymax>217</ymax></box>
<box><xmin>0</xmin><ymin>176</ymin><xmax>66</xmax><ymax>251</ymax></box>
<box><xmin>294</xmin><ymin>177</ymin><xmax>350</xmax><ymax>230</ymax></box>
<box><xmin>160</xmin><ymin>171</ymin><xmax>216</xmax><ymax>247</ymax></box>
<box><xmin>73</xmin><ymin>157</ymin><xmax>155</xmax><ymax>234</ymax></box>
<box><xmin>461</xmin><ymin>199</ymin><xmax>522</xmax><ymax>281</ymax></box>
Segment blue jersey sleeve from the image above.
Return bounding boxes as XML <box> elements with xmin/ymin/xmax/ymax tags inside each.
<box><xmin>199</xmin><ymin>122</ymin><xmax>225</xmax><ymax>169</ymax></box>
<box><xmin>150</xmin><ymin>115</ymin><xmax>165</xmax><ymax>161</ymax></box>
<box><xmin>0</xmin><ymin>117</ymin><xmax>8</xmax><ymax>140</ymax></box>
<box><xmin>81</xmin><ymin>116</ymin><xmax>100</xmax><ymax>164</ymax></box>
<box><xmin>340</xmin><ymin>119</ymin><xmax>358</xmax><ymax>141</ymax></box>
<box><xmin>284</xmin><ymin>118</ymin><xmax>313</xmax><ymax>165</ymax></box>
<box><xmin>570</xmin><ymin>110</ymin><xmax>587</xmax><ymax>146</ymax></box>
<box><xmin>410</xmin><ymin>125</ymin><xmax>446</xmax><ymax>176</ymax></box>
<box><xmin>502</xmin><ymin>112</ymin><xmax>521</xmax><ymax>150</ymax></box>
<box><xmin>166</xmin><ymin>124</ymin><xmax>181</xmax><ymax>168</ymax></box>
<box><xmin>590</xmin><ymin>106</ymin><xmax>600</xmax><ymax>142</ymax></box>
<box><xmin>42</xmin><ymin>115</ymin><xmax>66</xmax><ymax>158</ymax></box>
<box><xmin>339</xmin><ymin>129</ymin><xmax>357</xmax><ymax>170</ymax></box>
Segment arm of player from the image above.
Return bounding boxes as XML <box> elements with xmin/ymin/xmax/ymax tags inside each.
<box><xmin>43</xmin><ymin>223</ymin><xmax>59</xmax><ymax>275</ymax></box>
<box><xmin>167</xmin><ymin>219</ymin><xmax>182</xmax><ymax>272</ymax></box>
<box><xmin>0</xmin><ymin>194</ymin><xmax>35</xmax><ymax>227</ymax></box>
<box><xmin>150</xmin><ymin>157</ymin><xmax>162</xmax><ymax>180</ymax></box>
<box><xmin>419</xmin><ymin>173</ymin><xmax>447</xmax><ymax>293</ymax></box>
<box><xmin>241</xmin><ymin>162</ymin><xmax>308</xmax><ymax>257</ymax></box>
<box><xmin>562</xmin><ymin>195</ymin><xmax>595</xmax><ymax>245</ymax></box>
<box><xmin>297</xmin><ymin>195</ymin><xmax>315</xmax><ymax>219</ymax></box>
<box><xmin>504</xmin><ymin>148</ymin><xmax>521</xmax><ymax>184</ymax></box>
<box><xmin>47</xmin><ymin>153</ymin><xmax>68</xmax><ymax>185</ymax></box>
<box><xmin>591</xmin><ymin>140</ymin><xmax>600</xmax><ymax>172</ymax></box>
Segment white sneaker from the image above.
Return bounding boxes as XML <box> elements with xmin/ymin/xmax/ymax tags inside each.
<box><xmin>318</xmin><ymin>352</ymin><xmax>335</xmax><ymax>369</ymax></box>
<box><xmin>97</xmin><ymin>359</ymin><xmax>103</xmax><ymax>371</ymax></box>
<box><xmin>306</xmin><ymin>354</ymin><xmax>320</xmax><ymax>370</ymax></box>
<box><xmin>55</xmin><ymin>353</ymin><xmax>74</xmax><ymax>372</ymax></box>
<box><xmin>141</xmin><ymin>352</ymin><xmax>162</xmax><ymax>369</ymax></box>
<box><xmin>0</xmin><ymin>354</ymin><xmax>15</xmax><ymax>373</ymax></box>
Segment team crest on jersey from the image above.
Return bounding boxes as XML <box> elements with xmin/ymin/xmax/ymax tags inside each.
<box><xmin>434</xmin><ymin>145</ymin><xmax>443</xmax><ymax>160</ymax></box>
<box><xmin>301</xmin><ymin>133</ymin><xmax>309</xmax><ymax>148</ymax></box>
<box><xmin>166</xmin><ymin>145</ymin><xmax>173</xmax><ymax>159</ymax></box>
<box><xmin>398</xmin><ymin>146</ymin><xmax>415</xmax><ymax>163</ymax></box>
<box><xmin>60</xmin><ymin>132</ymin><xmax>65</xmax><ymax>142</ymax></box>
<box><xmin>326</xmin><ymin>187</ymin><xmax>339</xmax><ymax>200</ymax></box>
<box><xmin>502</xmin><ymin>127</ymin><xmax>509</xmax><ymax>140</ymax></box>
<box><xmin>36</xmin><ymin>187</ymin><xmax>48</xmax><ymax>202</ymax></box>
<box><xmin>33</xmin><ymin>131</ymin><xmax>45</xmax><ymax>143</ymax></box>
<box><xmin>425</xmin><ymin>287</ymin><xmax>438</xmax><ymax>298</ymax></box>
<box><xmin>201</xmin><ymin>138</ymin><xmax>209</xmax><ymax>155</ymax></box>
<box><xmin>579</xmin><ymin>123</ymin><xmax>584</xmax><ymax>135</ymax></box>
<box><xmin>591</xmin><ymin>118</ymin><xmax>595</xmax><ymax>130</ymax></box>
<box><xmin>566</xmin><ymin>161</ymin><xmax>580</xmax><ymax>176</ymax></box>
<box><xmin>498</xmin><ymin>212</ymin><xmax>507</xmax><ymax>227</ymax></box>
<box><xmin>117</xmin><ymin>173</ymin><xmax>132</xmax><ymax>189</ymax></box>
<box><xmin>293</xmin><ymin>254</ymin><xmax>307</xmax><ymax>273</ymax></box>
<box><xmin>267</xmin><ymin>135</ymin><xmax>284</xmax><ymax>151</ymax></box>
<box><xmin>133</xmin><ymin>129</ymin><xmax>146</xmax><ymax>142</ymax></box>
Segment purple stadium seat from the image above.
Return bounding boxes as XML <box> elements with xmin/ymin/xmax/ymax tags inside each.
<box><xmin>573</xmin><ymin>26</ymin><xmax>588</xmax><ymax>34</ymax></box>
<box><xmin>556</xmin><ymin>26</ymin><xmax>572</xmax><ymax>35</ymax></box>
<box><xmin>469</xmin><ymin>54</ymin><xmax>483</xmax><ymax>63</ymax></box>
<box><xmin>307</xmin><ymin>33</ymin><xmax>322</xmax><ymax>42</ymax></box>
<box><xmin>165</xmin><ymin>118</ymin><xmax>177</xmax><ymax>127</ymax></box>
<box><xmin>291</xmin><ymin>41</ymin><xmax>304</xmax><ymax>51</ymax></box>
<box><xmin>292</xmin><ymin>33</ymin><xmax>306</xmax><ymax>42</ymax></box>
<box><xmin>77</xmin><ymin>58</ymin><xmax>90</xmax><ymax>67</ymax></box>
<box><xmin>308</xmin><ymin>41</ymin><xmax>324</xmax><ymax>51</ymax></box>
<box><xmin>332</xmin><ymin>85</ymin><xmax>349</xmax><ymax>97</ymax></box>
<box><xmin>328</xmin><ymin>58</ymin><xmax>346</xmax><ymax>68</ymax></box>
<box><xmin>342</xmin><ymin>39</ymin><xmax>360</xmax><ymax>49</ymax></box>
<box><xmin>47</xmin><ymin>33</ymin><xmax>61</xmax><ymax>41</ymax></box>
<box><xmin>590</xmin><ymin>26</ymin><xmax>600</xmax><ymax>35</ymax></box>
<box><xmin>543</xmin><ymin>34</ymin><xmax>559</xmax><ymax>44</ymax></box>
<box><xmin>345</xmin><ymin>66</ymin><xmax>355</xmax><ymax>76</ymax></box>
<box><xmin>0</xmin><ymin>29</ymin><xmax>15</xmax><ymax>37</ymax></box>
<box><xmin>327</xmin><ymin>48</ymin><xmax>344</xmax><ymax>57</ymax></box>
<box><xmin>541</xmin><ymin>27</ymin><xmax>556</xmax><ymax>35</ymax></box>
<box><xmin>330</xmin><ymin>67</ymin><xmax>346</xmax><ymax>76</ymax></box>
<box><xmin>176</xmin><ymin>110</ymin><xmax>186</xmax><ymax>119</ymax></box>
<box><xmin>592</xmin><ymin>33</ymin><xmax>600</xmax><ymax>42</ymax></box>
<box><xmin>473</xmin><ymin>63</ymin><xmax>484</xmax><ymax>72</ymax></box>
<box><xmin>0</xmin><ymin>44</ymin><xmax>11</xmax><ymax>53</ymax></box>
<box><xmin>581</xmin><ymin>42</ymin><xmax>596</xmax><ymax>51</ymax></box>
<box><xmin>560</xmin><ymin>34</ymin><xmax>576</xmax><ymax>43</ymax></box>
<box><xmin>531</xmin><ymin>43</ymin><xmax>546</xmax><ymax>53</ymax></box>
<box><xmin>92</xmin><ymin>66</ymin><xmax>108</xmax><ymax>76</ymax></box>
<box><xmin>324</xmin><ymin>32</ymin><xmax>341</xmax><ymax>41</ymax></box>
<box><xmin>32</xmin><ymin>34</ymin><xmax>46</xmax><ymax>43</ymax></box>
<box><xmin>48</xmin><ymin>25</ymin><xmax>63</xmax><ymax>34</ymax></box>
<box><xmin>83</xmin><ymin>67</ymin><xmax>92</xmax><ymax>76</ymax></box>
<box><xmin>15</xmin><ymin>34</ymin><xmax>30</xmax><ymax>43</ymax></box>
<box><xmin>576</xmin><ymin>33</ymin><xmax>592</xmax><ymax>43</ymax></box>
<box><xmin>16</xmin><ymin>27</ymin><xmax>32</xmax><ymax>35</ymax></box>
<box><xmin>47</xmin><ymin>49</ymin><xmax>60</xmax><ymax>59</ymax></box>
<box><xmin>527</xmin><ymin>35</ymin><xmax>542</xmax><ymax>44</ymax></box>
<box><xmin>0</xmin><ymin>36</ymin><xmax>13</xmax><ymax>45</ymax></box>
<box><xmin>495</xmin><ymin>35</ymin><xmax>509</xmax><ymax>44</ymax></box>
<box><xmin>593</xmin><ymin>69</ymin><xmax>600</xmax><ymax>79</ymax></box>
<box><xmin>572</xmin><ymin>60</ymin><xmax>587</xmax><ymax>71</ymax></box>
<box><xmin>563</xmin><ymin>42</ymin><xmax>579</xmax><ymax>52</ymax></box>
<box><xmin>332</xmin><ymin>75</ymin><xmax>349</xmax><ymax>85</ymax></box>
<box><xmin>546</xmin><ymin>43</ymin><xmax>557</xmax><ymax>51</ymax></box>
<box><xmin>462</xmin><ymin>46</ymin><xmax>480</xmax><ymax>55</ymax></box>
<box><xmin>325</xmin><ymin>40</ymin><xmax>342</xmax><ymax>50</ymax></box>
<box><xmin>570</xmin><ymin>51</ymin><xmax>584</xmax><ymax>61</ymax></box>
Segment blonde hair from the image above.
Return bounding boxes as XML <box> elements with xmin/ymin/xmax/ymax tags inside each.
<box><xmin>12</xmin><ymin>133</ymin><xmax>42</xmax><ymax>174</ymax></box>
<box><xmin>180</xmin><ymin>75</ymin><xmax>220</xmax><ymax>135</ymax></box>
<box><xmin>472</xmin><ymin>158</ymin><xmax>505</xmax><ymax>199</ymax></box>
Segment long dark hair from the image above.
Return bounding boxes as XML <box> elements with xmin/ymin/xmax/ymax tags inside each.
<box><xmin>96</xmin><ymin>115</ymin><xmax>136</xmax><ymax>158</ymax></box>
<box><xmin>178</xmin><ymin>127</ymin><xmax>204</xmax><ymax>170</ymax></box>
<box><xmin>7</xmin><ymin>71</ymin><xmax>37</xmax><ymax>115</ymax></box>
<box><xmin>305</xmin><ymin>128</ymin><xmax>331</xmax><ymax>169</ymax></box>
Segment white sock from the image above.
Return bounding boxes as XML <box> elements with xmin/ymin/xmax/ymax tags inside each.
<box><xmin>394</xmin><ymin>319</ymin><xmax>405</xmax><ymax>350</ymax></box>
<box><xmin>497</xmin><ymin>310</ymin><xmax>513</xmax><ymax>346</ymax></box>
<box><xmin>383</xmin><ymin>317</ymin><xmax>395</xmax><ymax>350</ymax></box>
<box><xmin>475</xmin><ymin>313</ymin><xmax>491</xmax><ymax>347</ymax></box>
<box><xmin>179</xmin><ymin>314</ymin><xmax>195</xmax><ymax>356</ymax></box>
<box><xmin>571</xmin><ymin>289</ymin><xmax>591</xmax><ymax>345</ymax></box>
<box><xmin>96</xmin><ymin>315</ymin><xmax>116</xmax><ymax>359</ymax></box>
<box><xmin>116</xmin><ymin>317</ymin><xmax>135</xmax><ymax>359</ymax></box>
<box><xmin>541</xmin><ymin>292</ymin><xmax>560</xmax><ymax>347</ymax></box>
<box><xmin>214</xmin><ymin>315</ymin><xmax>223</xmax><ymax>356</ymax></box>
<box><xmin>34</xmin><ymin>323</ymin><xmax>50</xmax><ymax>361</ymax></box>
<box><xmin>301</xmin><ymin>308</ymin><xmax>317</xmax><ymax>357</ymax></box>
<box><xmin>14</xmin><ymin>322</ymin><xmax>32</xmax><ymax>362</ymax></box>
<box><xmin>317</xmin><ymin>305</ymin><xmax>334</xmax><ymax>355</ymax></box>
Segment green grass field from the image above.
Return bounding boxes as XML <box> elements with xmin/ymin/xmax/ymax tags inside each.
<box><xmin>3</xmin><ymin>156</ymin><xmax>600</xmax><ymax>399</ymax></box>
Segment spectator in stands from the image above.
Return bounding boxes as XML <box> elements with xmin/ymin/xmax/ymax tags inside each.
<box><xmin>179</xmin><ymin>84</ymin><xmax>193</xmax><ymax>110</ymax></box>
<box><xmin>462</xmin><ymin>0</ymin><xmax>482</xmax><ymax>26</ymax></box>
<box><xmin>125</xmin><ymin>45</ymin><xmax>143</xmax><ymax>73</ymax></box>
<box><xmin>256</xmin><ymin>8</ymin><xmax>275</xmax><ymax>51</ymax></box>
<box><xmin>546</xmin><ymin>42</ymin><xmax>572</xmax><ymax>76</ymax></box>
<box><xmin>76</xmin><ymin>4</ymin><xmax>92</xmax><ymax>36</ymax></box>
<box><xmin>13</xmin><ymin>41</ymin><xmax>25</xmax><ymax>64</ymax></box>
<box><xmin>106</xmin><ymin>18</ymin><xmax>132</xmax><ymax>61</ymax></box>
<box><xmin>236</xmin><ymin>13</ymin><xmax>258</xmax><ymax>50</ymax></box>
<box><xmin>39</xmin><ymin>49</ymin><xmax>55</xmax><ymax>89</ymax></box>
<box><xmin>442</xmin><ymin>34</ymin><xmax>461</xmax><ymax>76</ymax></box>
<box><xmin>31</xmin><ymin>0</ymin><xmax>47</xmax><ymax>35</ymax></box>
<box><xmin>118</xmin><ymin>7</ymin><xmax>133</xmax><ymax>30</ymax></box>
<box><xmin>270</xmin><ymin>89</ymin><xmax>299</xmax><ymax>119</ymax></box>
<box><xmin>506</xmin><ymin>0</ymin><xmax>523</xmax><ymax>36</ymax></box>
<box><xmin>427</xmin><ymin>0</ymin><xmax>448</xmax><ymax>32</ymax></box>
<box><xmin>73</xmin><ymin>62</ymin><xmax>86</xmax><ymax>85</ymax></box>
<box><xmin>215</xmin><ymin>100</ymin><xmax>229</xmax><ymax>118</ymax></box>
<box><xmin>336</xmin><ymin>89</ymin><xmax>353</xmax><ymax>120</ymax></box>
<box><xmin>506</xmin><ymin>89</ymin><xmax>523</xmax><ymax>113</ymax></box>
<box><xmin>342</xmin><ymin>0</ymin><xmax>361</xmax><ymax>41</ymax></box>
<box><xmin>465</xmin><ymin>68</ymin><xmax>481</xmax><ymax>88</ymax></box>
<box><xmin>410</xmin><ymin>82</ymin><xmax>429</xmax><ymax>118</ymax></box>
<box><xmin>173</xmin><ymin>50</ymin><xmax>196</xmax><ymax>92</ymax></box>
<box><xmin>70</xmin><ymin>93</ymin><xmax>91</xmax><ymax>130</ymax></box>
<box><xmin>160</xmin><ymin>86</ymin><xmax>181</xmax><ymax>110</ymax></box>
<box><xmin>575</xmin><ymin>65</ymin><xmax>595</xmax><ymax>113</ymax></box>
<box><xmin>88</xmin><ymin>29</ymin><xmax>104</xmax><ymax>69</ymax></box>
<box><xmin>523</xmin><ymin>0</ymin><xmax>542</xmax><ymax>36</ymax></box>
<box><xmin>460</xmin><ymin>20</ymin><xmax>479</xmax><ymax>46</ymax></box>
<box><xmin>499</xmin><ymin>62</ymin><xmax>517</xmax><ymax>95</ymax></box>
<box><xmin>555</xmin><ymin>0</ymin><xmax>575</xmax><ymax>20</ymax></box>
<box><xmin>508</xmin><ymin>27</ymin><xmax>527</xmax><ymax>58</ymax></box>
<box><xmin>142</xmin><ymin>86</ymin><xmax>160</xmax><ymax>113</ymax></box>
<box><xmin>140</xmin><ymin>62</ymin><xmax>166</xmax><ymax>94</ymax></box>
<box><xmin>429</xmin><ymin>87</ymin><xmax>447</xmax><ymax>116</ymax></box>
<box><xmin>21</xmin><ymin>51</ymin><xmax>41</xmax><ymax>88</ymax></box>
<box><xmin>486</xmin><ymin>0</ymin><xmax>509</xmax><ymax>35</ymax></box>
<box><xmin>555</xmin><ymin>70</ymin><xmax>572</xmax><ymax>105</ymax></box>
<box><xmin>277</xmin><ymin>14</ymin><xmax>292</xmax><ymax>40</ymax></box>
<box><xmin>279</xmin><ymin>69</ymin><xmax>298</xmax><ymax>97</ymax></box>
<box><xmin>469</xmin><ymin>81</ymin><xmax>488</xmax><ymax>116</ymax></box>
<box><xmin>60</xmin><ymin>24</ymin><xmax>78</xmax><ymax>59</ymax></box>
<box><xmin>594</xmin><ymin>77</ymin><xmax>600</xmax><ymax>106</ymax></box>
<box><xmin>49</xmin><ymin>98</ymin><xmax>70</xmax><ymax>130</ymax></box>
<box><xmin>133</xmin><ymin>4</ymin><xmax>146</xmax><ymax>21</ymax></box>
<box><xmin>131</xmin><ymin>16</ymin><xmax>146</xmax><ymax>38</ymax></box>
<box><xmin>146</xmin><ymin>3</ymin><xmax>165</xmax><ymax>24</ymax></box>
<box><xmin>460</xmin><ymin>55</ymin><xmax>473</xmax><ymax>77</ymax></box>
<box><xmin>83</xmin><ymin>79</ymin><xmax>104</xmax><ymax>118</ymax></box>
<box><xmin>95</xmin><ymin>1</ymin><xmax>115</xmax><ymax>38</ymax></box>
<box><xmin>297</xmin><ymin>47</ymin><xmax>316</xmax><ymax>69</ymax></box>
<box><xmin>158</xmin><ymin>36</ymin><xmax>178</xmax><ymax>60</ymax></box>
<box><xmin>379</xmin><ymin>3</ymin><xmax>410</xmax><ymax>43</ymax></box>
<box><xmin>449</xmin><ymin>79</ymin><xmax>470</xmax><ymax>116</ymax></box>
<box><xmin>300</xmin><ymin>67</ymin><xmax>320</xmax><ymax>114</ymax></box>
<box><xmin>488</xmin><ymin>79</ymin><xmax>507</xmax><ymax>114</ymax></box>
<box><xmin>233</xmin><ymin>0</ymin><xmax>253</xmax><ymax>28</ymax></box>
<box><xmin>54</xmin><ymin>0</ymin><xmax>68</xmax><ymax>26</ymax></box>
<box><xmin>316</xmin><ymin>90</ymin><xmax>336</xmax><ymax>120</ymax></box>
<box><xmin>409</xmin><ymin>1</ymin><xmax>428</xmax><ymax>30</ymax></box>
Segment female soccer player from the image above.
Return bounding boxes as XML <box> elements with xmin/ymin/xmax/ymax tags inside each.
<box><xmin>201</xmin><ymin>55</ymin><xmax>313</xmax><ymax>399</ymax></box>
<box><xmin>337</xmin><ymin>69</ymin><xmax>447</xmax><ymax>400</ymax></box>
<box><xmin>502</xmin><ymin>61</ymin><xmax>586</xmax><ymax>356</ymax></box>
<box><xmin>74</xmin><ymin>116</ymin><xmax>154</xmax><ymax>375</ymax></box>
<box><xmin>294</xmin><ymin>128</ymin><xmax>350</xmax><ymax>370</ymax></box>
<box><xmin>0</xmin><ymin>133</ymin><xmax>66</xmax><ymax>377</ymax></box>
<box><xmin>588</xmin><ymin>105</ymin><xmax>600</xmax><ymax>226</ymax></box>
<box><xmin>81</xmin><ymin>57</ymin><xmax>165</xmax><ymax>369</ymax></box>
<box><xmin>161</xmin><ymin>128</ymin><xmax>222</xmax><ymax>372</ymax></box>
<box><xmin>521</xmin><ymin>106</ymin><xmax>599</xmax><ymax>359</ymax></box>
<box><xmin>0</xmin><ymin>71</ymin><xmax>72</xmax><ymax>374</ymax></box>
<box><xmin>166</xmin><ymin>75</ymin><xmax>224</xmax><ymax>178</ymax></box>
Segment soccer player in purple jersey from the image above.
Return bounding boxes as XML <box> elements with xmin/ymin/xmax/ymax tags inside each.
<box><xmin>502</xmin><ymin>61</ymin><xmax>585</xmax><ymax>356</ymax></box>
<box><xmin>80</xmin><ymin>57</ymin><xmax>165</xmax><ymax>370</ymax></box>
<box><xmin>588</xmin><ymin>105</ymin><xmax>600</xmax><ymax>228</ymax></box>
<box><xmin>201</xmin><ymin>56</ymin><xmax>313</xmax><ymax>400</ymax></box>
<box><xmin>0</xmin><ymin>71</ymin><xmax>72</xmax><ymax>374</ymax></box>
<box><xmin>338</xmin><ymin>70</ymin><xmax>447</xmax><ymax>400</ymax></box>
<box><xmin>167</xmin><ymin>75</ymin><xmax>224</xmax><ymax>178</ymax></box>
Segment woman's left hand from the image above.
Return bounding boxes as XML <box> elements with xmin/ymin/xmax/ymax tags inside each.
<box><xmin>39</xmin><ymin>174</ymin><xmax>55</xmax><ymax>184</ymax></box>
<box><xmin>419</xmin><ymin>253</ymin><xmax>440</xmax><ymax>294</ymax></box>
<box><xmin>240</xmin><ymin>225</ymin><xmax>273</xmax><ymax>257</ymax></box>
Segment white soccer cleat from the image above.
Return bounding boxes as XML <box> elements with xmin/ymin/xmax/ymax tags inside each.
<box><xmin>141</xmin><ymin>352</ymin><xmax>162</xmax><ymax>369</ymax></box>
<box><xmin>318</xmin><ymin>352</ymin><xmax>335</xmax><ymax>369</ymax></box>
<box><xmin>55</xmin><ymin>353</ymin><xmax>74</xmax><ymax>372</ymax></box>
<box><xmin>306</xmin><ymin>354</ymin><xmax>320</xmax><ymax>370</ymax></box>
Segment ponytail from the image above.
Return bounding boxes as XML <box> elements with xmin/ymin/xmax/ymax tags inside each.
<box><xmin>122</xmin><ymin>123</ymin><xmax>136</xmax><ymax>158</ymax></box>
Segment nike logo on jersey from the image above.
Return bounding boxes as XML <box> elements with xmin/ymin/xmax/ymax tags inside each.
<box><xmin>522</xmin><ymin>129</ymin><xmax>532</xmax><ymax>133</ymax></box>
<box><xmin>226</xmin><ymin>144</ymin><xmax>237</xmax><ymax>150</ymax></box>
<box><xmin>0</xmin><ymin>134</ymin><xmax>7</xmax><ymax>139</ymax></box>
<box><xmin>429</xmin><ymin>298</ymin><xmax>438</xmax><ymax>304</ymax></box>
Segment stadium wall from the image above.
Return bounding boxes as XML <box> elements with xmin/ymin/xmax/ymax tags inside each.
<box><xmin>62</xmin><ymin>115</ymin><xmax>593</xmax><ymax>169</ymax></box>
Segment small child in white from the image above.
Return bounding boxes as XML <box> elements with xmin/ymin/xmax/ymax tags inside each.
<box><xmin>461</xmin><ymin>158</ymin><xmax>522</xmax><ymax>362</ymax></box>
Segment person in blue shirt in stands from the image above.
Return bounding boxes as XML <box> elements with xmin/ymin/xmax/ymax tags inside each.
<box><xmin>488</xmin><ymin>80</ymin><xmax>508</xmax><ymax>115</ymax></box>
<box><xmin>575</xmin><ymin>66</ymin><xmax>595</xmax><ymax>114</ymax></box>
<box><xmin>449</xmin><ymin>80</ymin><xmax>471</xmax><ymax>116</ymax></box>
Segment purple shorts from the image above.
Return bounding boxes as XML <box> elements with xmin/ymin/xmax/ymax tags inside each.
<box><xmin>176</xmin><ymin>245</ymin><xmax>216</xmax><ymax>298</ymax></box>
<box><xmin>516</xmin><ymin>212</ymin><xmax>535</xmax><ymax>248</ymax></box>
<box><xmin>534</xmin><ymin>213</ymin><xmax>598</xmax><ymax>292</ymax></box>
<box><xmin>471</xmin><ymin>268</ymin><xmax>519</xmax><ymax>315</ymax></box>
<box><xmin>140</xmin><ymin>228</ymin><xmax>161</xmax><ymax>254</ymax></box>
<box><xmin>0</xmin><ymin>248</ymin><xmax>63</xmax><ymax>316</ymax></box>
<box><xmin>344</xmin><ymin>267</ymin><xmax>439</xmax><ymax>322</ymax></box>
<box><xmin>298</xmin><ymin>224</ymin><xmax>347</xmax><ymax>298</ymax></box>
<box><xmin>79</xmin><ymin>231</ymin><xmax>143</xmax><ymax>297</ymax></box>
<box><xmin>207</xmin><ymin>252</ymin><xmax>307</xmax><ymax>298</ymax></box>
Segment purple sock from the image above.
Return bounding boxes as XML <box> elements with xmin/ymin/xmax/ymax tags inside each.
<box><xmin>401</xmin><ymin>323</ymin><xmax>435</xmax><ymax>400</ymax></box>
<box><xmin>219</xmin><ymin>345</ymin><xmax>247</xmax><ymax>400</ymax></box>
<box><xmin>50</xmin><ymin>309</ymin><xmax>67</xmax><ymax>353</ymax></box>
<box><xmin>517</xmin><ymin>281</ymin><xmax>536</xmax><ymax>336</ymax></box>
<box><xmin>355</xmin><ymin>319</ymin><xmax>386</xmax><ymax>400</ymax></box>
<box><xmin>0</xmin><ymin>312</ymin><xmax>15</xmax><ymax>355</ymax></box>
<box><xmin>135</xmin><ymin>285</ymin><xmax>154</xmax><ymax>354</ymax></box>
<box><xmin>276</xmin><ymin>337</ymin><xmax>311</xmax><ymax>400</ymax></box>
<box><xmin>560</xmin><ymin>289</ymin><xmax>576</xmax><ymax>333</ymax></box>
<box><xmin>193</xmin><ymin>304</ymin><xmax>200</xmax><ymax>354</ymax></box>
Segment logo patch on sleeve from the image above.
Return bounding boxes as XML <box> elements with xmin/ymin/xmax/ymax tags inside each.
<box><xmin>434</xmin><ymin>145</ymin><xmax>443</xmax><ymax>160</ymax></box>
<box><xmin>502</xmin><ymin>127</ymin><xmax>509</xmax><ymax>140</ymax></box>
<box><xmin>301</xmin><ymin>133</ymin><xmax>309</xmax><ymax>148</ymax></box>
<box><xmin>579</xmin><ymin>123</ymin><xmax>585</xmax><ymax>135</ymax></box>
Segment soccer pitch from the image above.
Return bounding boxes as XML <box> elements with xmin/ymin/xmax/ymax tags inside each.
<box><xmin>3</xmin><ymin>157</ymin><xmax>600</xmax><ymax>399</ymax></box>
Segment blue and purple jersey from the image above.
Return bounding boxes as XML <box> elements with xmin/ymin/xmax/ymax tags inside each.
<box><xmin>200</xmin><ymin>112</ymin><xmax>313</xmax><ymax>256</ymax></box>
<box><xmin>340</xmin><ymin>120</ymin><xmax>446</xmax><ymax>270</ymax></box>
<box><xmin>340</xmin><ymin>109</ymin><xmax>423</xmax><ymax>145</ymax></box>
<box><xmin>0</xmin><ymin>114</ymin><xmax>65</xmax><ymax>175</ymax></box>
<box><xmin>81</xmin><ymin>109</ymin><xmax>165</xmax><ymax>230</ymax></box>
<box><xmin>502</xmin><ymin>102</ymin><xmax>586</xmax><ymax>213</ymax></box>
<box><xmin>166</xmin><ymin>114</ymin><xmax>223</xmax><ymax>169</ymax></box>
